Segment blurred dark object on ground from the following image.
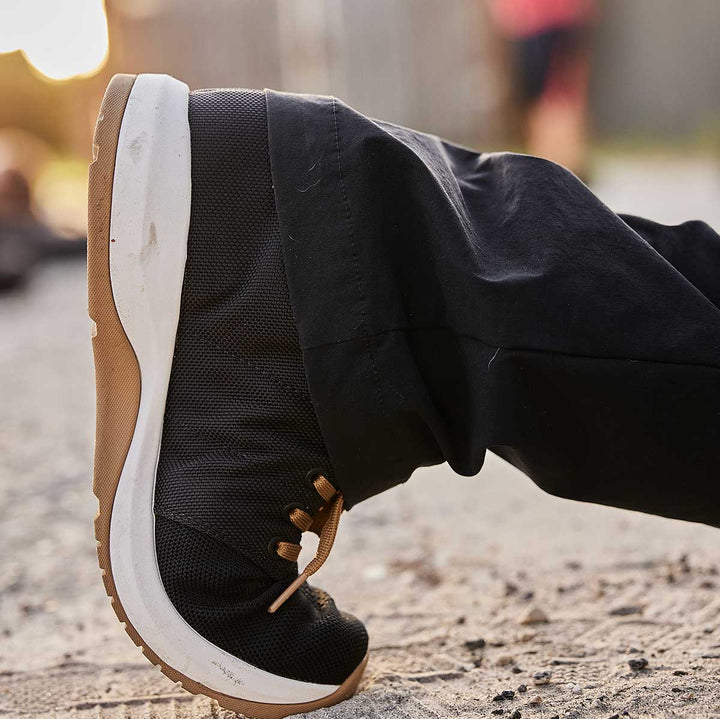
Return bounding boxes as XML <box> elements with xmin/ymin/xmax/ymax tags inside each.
<box><xmin>0</xmin><ymin>168</ymin><xmax>85</xmax><ymax>292</ymax></box>
<box><xmin>490</xmin><ymin>0</ymin><xmax>596</xmax><ymax>177</ymax></box>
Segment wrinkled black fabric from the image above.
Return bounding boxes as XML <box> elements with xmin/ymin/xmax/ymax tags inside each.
<box><xmin>266</xmin><ymin>90</ymin><xmax>720</xmax><ymax>525</ymax></box>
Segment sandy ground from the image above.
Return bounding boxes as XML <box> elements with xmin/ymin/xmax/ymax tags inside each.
<box><xmin>1</xmin><ymin>157</ymin><xmax>720</xmax><ymax>719</ymax></box>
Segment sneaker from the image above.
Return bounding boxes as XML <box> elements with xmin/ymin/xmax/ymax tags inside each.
<box><xmin>88</xmin><ymin>74</ymin><xmax>368</xmax><ymax>718</ymax></box>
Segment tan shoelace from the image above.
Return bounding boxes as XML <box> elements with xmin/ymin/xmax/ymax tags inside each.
<box><xmin>268</xmin><ymin>475</ymin><xmax>344</xmax><ymax>613</ymax></box>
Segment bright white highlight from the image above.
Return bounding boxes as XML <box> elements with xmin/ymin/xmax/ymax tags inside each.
<box><xmin>0</xmin><ymin>0</ymin><xmax>109</xmax><ymax>81</ymax></box>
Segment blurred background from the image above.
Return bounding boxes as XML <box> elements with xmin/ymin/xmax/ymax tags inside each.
<box><xmin>2</xmin><ymin>2</ymin><xmax>720</xmax><ymax>716</ymax></box>
<box><xmin>1</xmin><ymin>0</ymin><xmax>720</xmax><ymax>270</ymax></box>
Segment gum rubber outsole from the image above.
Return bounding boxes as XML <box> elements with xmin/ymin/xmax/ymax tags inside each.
<box><xmin>88</xmin><ymin>73</ymin><xmax>368</xmax><ymax>719</ymax></box>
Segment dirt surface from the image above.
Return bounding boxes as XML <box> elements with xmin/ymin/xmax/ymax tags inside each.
<box><xmin>2</xmin><ymin>158</ymin><xmax>720</xmax><ymax>718</ymax></box>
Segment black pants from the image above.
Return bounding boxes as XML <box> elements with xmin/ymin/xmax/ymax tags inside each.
<box><xmin>265</xmin><ymin>91</ymin><xmax>720</xmax><ymax>527</ymax></box>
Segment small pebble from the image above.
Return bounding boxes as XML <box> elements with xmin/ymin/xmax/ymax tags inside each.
<box><xmin>517</xmin><ymin>683</ymin><xmax>527</xmax><ymax>693</ymax></box>
<box><xmin>528</xmin><ymin>695</ymin><xmax>543</xmax><ymax>705</ymax></box>
<box><xmin>533</xmin><ymin>670</ymin><xmax>552</xmax><ymax>685</ymax></box>
<box><xmin>464</xmin><ymin>638</ymin><xmax>486</xmax><ymax>651</ymax></box>
<box><xmin>511</xmin><ymin>666</ymin><xmax>523</xmax><ymax>674</ymax></box>
<box><xmin>519</xmin><ymin>606</ymin><xmax>549</xmax><ymax>625</ymax></box>
<box><xmin>673</xmin><ymin>670</ymin><xmax>688</xmax><ymax>676</ymax></box>
<box><xmin>628</xmin><ymin>658</ymin><xmax>648</xmax><ymax>671</ymax></box>
<box><xmin>571</xmin><ymin>683</ymin><xmax>582</xmax><ymax>694</ymax></box>
<box><xmin>491</xmin><ymin>711</ymin><xmax>504</xmax><ymax>716</ymax></box>
<box><xmin>496</xmin><ymin>654</ymin><xmax>515</xmax><ymax>667</ymax></box>
<box><xmin>510</xmin><ymin>711</ymin><xmax>522</xmax><ymax>719</ymax></box>
<box><xmin>609</xmin><ymin>605</ymin><xmax>643</xmax><ymax>617</ymax></box>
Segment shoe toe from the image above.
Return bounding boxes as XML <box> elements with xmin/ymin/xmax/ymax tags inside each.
<box><xmin>156</xmin><ymin>515</ymin><xmax>367</xmax><ymax>686</ymax></box>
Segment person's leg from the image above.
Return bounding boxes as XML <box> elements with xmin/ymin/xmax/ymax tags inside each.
<box><xmin>267</xmin><ymin>92</ymin><xmax>720</xmax><ymax>526</ymax></box>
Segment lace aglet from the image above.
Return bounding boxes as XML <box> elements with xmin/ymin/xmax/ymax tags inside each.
<box><xmin>268</xmin><ymin>572</ymin><xmax>309</xmax><ymax>614</ymax></box>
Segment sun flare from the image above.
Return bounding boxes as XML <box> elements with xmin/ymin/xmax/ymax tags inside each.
<box><xmin>0</xmin><ymin>0</ymin><xmax>109</xmax><ymax>81</ymax></box>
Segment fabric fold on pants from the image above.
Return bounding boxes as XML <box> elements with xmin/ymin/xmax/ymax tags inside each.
<box><xmin>266</xmin><ymin>89</ymin><xmax>720</xmax><ymax>526</ymax></box>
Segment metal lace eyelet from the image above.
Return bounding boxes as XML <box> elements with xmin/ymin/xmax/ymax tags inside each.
<box><xmin>283</xmin><ymin>501</ymin><xmax>303</xmax><ymax>520</ymax></box>
<box><xmin>267</xmin><ymin>536</ymin><xmax>283</xmax><ymax>558</ymax></box>
<box><xmin>304</xmin><ymin>467</ymin><xmax>327</xmax><ymax>489</ymax></box>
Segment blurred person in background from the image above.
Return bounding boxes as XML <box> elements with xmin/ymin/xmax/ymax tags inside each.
<box><xmin>0</xmin><ymin>168</ymin><xmax>37</xmax><ymax>289</ymax></box>
<box><xmin>0</xmin><ymin>167</ymin><xmax>85</xmax><ymax>292</ymax></box>
<box><xmin>490</xmin><ymin>0</ymin><xmax>596</xmax><ymax>178</ymax></box>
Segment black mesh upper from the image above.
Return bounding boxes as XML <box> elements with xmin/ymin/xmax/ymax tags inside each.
<box><xmin>153</xmin><ymin>89</ymin><xmax>367</xmax><ymax>685</ymax></box>
<box><xmin>156</xmin><ymin>515</ymin><xmax>367</xmax><ymax>686</ymax></box>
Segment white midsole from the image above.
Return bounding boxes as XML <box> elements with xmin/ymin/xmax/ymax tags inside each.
<box><xmin>107</xmin><ymin>73</ymin><xmax>339</xmax><ymax>704</ymax></box>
